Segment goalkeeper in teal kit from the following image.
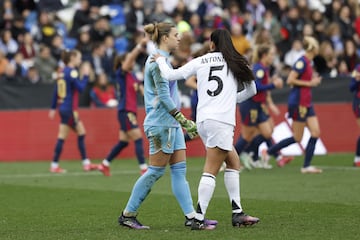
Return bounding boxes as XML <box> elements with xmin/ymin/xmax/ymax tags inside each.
<box><xmin>117</xmin><ymin>22</ymin><xmax>217</xmax><ymax>229</ymax></box>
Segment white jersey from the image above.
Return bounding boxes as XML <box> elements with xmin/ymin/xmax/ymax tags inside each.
<box><xmin>156</xmin><ymin>52</ymin><xmax>256</xmax><ymax>126</ymax></box>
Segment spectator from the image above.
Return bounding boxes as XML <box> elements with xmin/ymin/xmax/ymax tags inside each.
<box><xmin>325</xmin><ymin>0</ymin><xmax>342</xmax><ymax>22</ymax></box>
<box><xmin>79</xmin><ymin>61</ymin><xmax>96</xmax><ymax>107</ymax></box>
<box><xmin>246</xmin><ymin>0</ymin><xmax>265</xmax><ymax>25</ymax></box>
<box><xmin>33</xmin><ymin>12</ymin><xmax>57</xmax><ymax>46</ymax></box>
<box><xmin>89</xmin><ymin>15</ymin><xmax>112</xmax><ymax>43</ymax></box>
<box><xmin>313</xmin><ymin>40</ymin><xmax>337</xmax><ymax>78</ymax></box>
<box><xmin>226</xmin><ymin>1</ymin><xmax>244</xmax><ymax>26</ymax></box>
<box><xmin>25</xmin><ymin>65</ymin><xmax>41</xmax><ymax>84</ymax></box>
<box><xmin>326</xmin><ymin>22</ymin><xmax>344</xmax><ymax>56</ymax></box>
<box><xmin>0</xmin><ymin>0</ymin><xmax>16</xmax><ymax>30</ymax></box>
<box><xmin>18</xmin><ymin>32</ymin><xmax>36</xmax><ymax>64</ymax></box>
<box><xmin>337</xmin><ymin>5</ymin><xmax>355</xmax><ymax>40</ymax></box>
<box><xmin>89</xmin><ymin>42</ymin><xmax>106</xmax><ymax>75</ymax></box>
<box><xmin>11</xmin><ymin>16</ymin><xmax>27</xmax><ymax>43</ymax></box>
<box><xmin>103</xmin><ymin>35</ymin><xmax>116</xmax><ymax>82</ymax></box>
<box><xmin>50</xmin><ymin>34</ymin><xmax>64</xmax><ymax>62</ymax></box>
<box><xmin>90</xmin><ymin>72</ymin><xmax>117</xmax><ymax>108</ymax></box>
<box><xmin>0</xmin><ymin>29</ymin><xmax>19</xmax><ymax>59</ymax></box>
<box><xmin>173</xmin><ymin>0</ymin><xmax>193</xmax><ymax>22</ymax></box>
<box><xmin>189</xmin><ymin>13</ymin><xmax>203</xmax><ymax>43</ymax></box>
<box><xmin>230</xmin><ymin>23</ymin><xmax>251</xmax><ymax>55</ymax></box>
<box><xmin>146</xmin><ymin>0</ymin><xmax>169</xmax><ymax>23</ymax></box>
<box><xmin>196</xmin><ymin>0</ymin><xmax>220</xmax><ymax>27</ymax></box>
<box><xmin>125</xmin><ymin>0</ymin><xmax>145</xmax><ymax>39</ymax></box>
<box><xmin>280</xmin><ymin>6</ymin><xmax>305</xmax><ymax>53</ymax></box>
<box><xmin>14</xmin><ymin>0</ymin><xmax>36</xmax><ymax>18</ymax></box>
<box><xmin>33</xmin><ymin>44</ymin><xmax>57</xmax><ymax>83</ymax></box>
<box><xmin>337</xmin><ymin>57</ymin><xmax>350</xmax><ymax>76</ymax></box>
<box><xmin>310</xmin><ymin>9</ymin><xmax>328</xmax><ymax>42</ymax></box>
<box><xmin>284</xmin><ymin>39</ymin><xmax>305</xmax><ymax>67</ymax></box>
<box><xmin>257</xmin><ymin>9</ymin><xmax>282</xmax><ymax>44</ymax></box>
<box><xmin>75</xmin><ymin>26</ymin><xmax>92</xmax><ymax>62</ymax></box>
<box><xmin>69</xmin><ymin>0</ymin><xmax>96</xmax><ymax>38</ymax></box>
<box><xmin>10</xmin><ymin>52</ymin><xmax>27</xmax><ymax>80</ymax></box>
<box><xmin>342</xmin><ymin>38</ymin><xmax>360</xmax><ymax>72</ymax></box>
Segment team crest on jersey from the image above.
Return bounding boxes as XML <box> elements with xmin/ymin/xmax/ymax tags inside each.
<box><xmin>70</xmin><ymin>70</ymin><xmax>79</xmax><ymax>78</ymax></box>
<box><xmin>295</xmin><ymin>60</ymin><xmax>304</xmax><ymax>70</ymax></box>
<box><xmin>256</xmin><ymin>69</ymin><xmax>264</xmax><ymax>78</ymax></box>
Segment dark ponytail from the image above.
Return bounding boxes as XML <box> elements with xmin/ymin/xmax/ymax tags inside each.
<box><xmin>210</xmin><ymin>29</ymin><xmax>254</xmax><ymax>83</ymax></box>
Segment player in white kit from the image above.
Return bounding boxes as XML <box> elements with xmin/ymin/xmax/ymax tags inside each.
<box><xmin>155</xmin><ymin>29</ymin><xmax>260</xmax><ymax>230</ymax></box>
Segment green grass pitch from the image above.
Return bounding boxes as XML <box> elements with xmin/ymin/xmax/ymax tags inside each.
<box><xmin>0</xmin><ymin>154</ymin><xmax>359</xmax><ymax>240</ymax></box>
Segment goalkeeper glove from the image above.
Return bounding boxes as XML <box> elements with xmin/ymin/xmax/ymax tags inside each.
<box><xmin>172</xmin><ymin>111</ymin><xmax>198</xmax><ymax>138</ymax></box>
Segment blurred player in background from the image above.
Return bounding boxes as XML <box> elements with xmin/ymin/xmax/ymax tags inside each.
<box><xmin>349</xmin><ymin>64</ymin><xmax>360</xmax><ymax>167</ymax></box>
<box><xmin>234</xmin><ymin>44</ymin><xmax>293</xmax><ymax>169</ymax></box>
<box><xmin>48</xmin><ymin>50</ymin><xmax>96</xmax><ymax>173</ymax></box>
<box><xmin>155</xmin><ymin>28</ymin><xmax>259</xmax><ymax>230</ymax></box>
<box><xmin>264</xmin><ymin>36</ymin><xmax>323</xmax><ymax>174</ymax></box>
<box><xmin>118</xmin><ymin>22</ymin><xmax>217</xmax><ymax>230</ymax></box>
<box><xmin>97</xmin><ymin>36</ymin><xmax>148</xmax><ymax>177</ymax></box>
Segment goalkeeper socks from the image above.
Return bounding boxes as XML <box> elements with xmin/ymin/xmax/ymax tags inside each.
<box><xmin>224</xmin><ymin>169</ymin><xmax>243</xmax><ymax>213</ymax></box>
<box><xmin>268</xmin><ymin>137</ymin><xmax>296</xmax><ymax>155</ymax></box>
<box><xmin>195</xmin><ymin>173</ymin><xmax>216</xmax><ymax>221</ymax></box>
<box><xmin>53</xmin><ymin>138</ymin><xmax>64</xmax><ymax>163</ymax></box>
<box><xmin>170</xmin><ymin>161</ymin><xmax>194</xmax><ymax>215</ymax></box>
<box><xmin>106</xmin><ymin>141</ymin><xmax>129</xmax><ymax>162</ymax></box>
<box><xmin>234</xmin><ymin>136</ymin><xmax>248</xmax><ymax>154</ymax></box>
<box><xmin>304</xmin><ymin>137</ymin><xmax>318</xmax><ymax>167</ymax></box>
<box><xmin>124</xmin><ymin>166</ymin><xmax>165</xmax><ymax>213</ymax></box>
<box><xmin>134</xmin><ymin>138</ymin><xmax>146</xmax><ymax>165</ymax></box>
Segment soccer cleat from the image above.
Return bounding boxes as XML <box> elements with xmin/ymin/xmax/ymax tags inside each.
<box><xmin>118</xmin><ymin>214</ymin><xmax>150</xmax><ymax>229</ymax></box>
<box><xmin>184</xmin><ymin>217</ymin><xmax>218</xmax><ymax>227</ymax></box>
<box><xmin>300</xmin><ymin>166</ymin><xmax>323</xmax><ymax>174</ymax></box>
<box><xmin>276</xmin><ymin>156</ymin><xmax>294</xmax><ymax>167</ymax></box>
<box><xmin>232</xmin><ymin>212</ymin><xmax>260</xmax><ymax>227</ymax></box>
<box><xmin>83</xmin><ymin>163</ymin><xmax>98</xmax><ymax>172</ymax></box>
<box><xmin>50</xmin><ymin>166</ymin><xmax>66</xmax><ymax>173</ymax></box>
<box><xmin>249</xmin><ymin>159</ymin><xmax>262</xmax><ymax>168</ymax></box>
<box><xmin>354</xmin><ymin>162</ymin><xmax>360</xmax><ymax>167</ymax></box>
<box><xmin>98</xmin><ymin>164</ymin><xmax>111</xmax><ymax>176</ymax></box>
<box><xmin>239</xmin><ymin>152</ymin><xmax>253</xmax><ymax>170</ymax></box>
<box><xmin>190</xmin><ymin>218</ymin><xmax>216</xmax><ymax>230</ymax></box>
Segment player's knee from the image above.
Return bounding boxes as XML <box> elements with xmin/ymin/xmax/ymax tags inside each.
<box><xmin>147</xmin><ymin>166</ymin><xmax>166</xmax><ymax>180</ymax></box>
<box><xmin>311</xmin><ymin>130</ymin><xmax>320</xmax><ymax>138</ymax></box>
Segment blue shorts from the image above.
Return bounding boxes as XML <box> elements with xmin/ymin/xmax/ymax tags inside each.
<box><xmin>144</xmin><ymin>126</ymin><xmax>186</xmax><ymax>154</ymax></box>
<box><xmin>59</xmin><ymin>110</ymin><xmax>79</xmax><ymax>129</ymax></box>
<box><xmin>352</xmin><ymin>98</ymin><xmax>360</xmax><ymax>118</ymax></box>
<box><xmin>118</xmin><ymin>111</ymin><xmax>138</xmax><ymax>131</ymax></box>
<box><xmin>239</xmin><ymin>100</ymin><xmax>269</xmax><ymax>126</ymax></box>
<box><xmin>288</xmin><ymin>105</ymin><xmax>316</xmax><ymax>122</ymax></box>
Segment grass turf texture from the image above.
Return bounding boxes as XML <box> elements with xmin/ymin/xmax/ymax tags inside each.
<box><xmin>0</xmin><ymin>154</ymin><xmax>359</xmax><ymax>240</ymax></box>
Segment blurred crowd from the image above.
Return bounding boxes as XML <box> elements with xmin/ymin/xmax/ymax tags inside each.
<box><xmin>0</xmin><ymin>0</ymin><xmax>359</xmax><ymax>107</ymax></box>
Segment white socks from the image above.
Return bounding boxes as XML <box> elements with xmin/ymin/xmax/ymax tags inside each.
<box><xmin>224</xmin><ymin>168</ymin><xmax>243</xmax><ymax>213</ymax></box>
<box><xmin>195</xmin><ymin>173</ymin><xmax>216</xmax><ymax>221</ymax></box>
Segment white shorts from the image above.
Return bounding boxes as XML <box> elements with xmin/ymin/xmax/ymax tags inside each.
<box><xmin>197</xmin><ymin>119</ymin><xmax>234</xmax><ymax>151</ymax></box>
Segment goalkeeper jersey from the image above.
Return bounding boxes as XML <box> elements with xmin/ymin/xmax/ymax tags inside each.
<box><xmin>143</xmin><ymin>49</ymin><xmax>181</xmax><ymax>128</ymax></box>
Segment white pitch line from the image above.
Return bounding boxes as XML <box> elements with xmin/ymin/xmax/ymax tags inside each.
<box><xmin>0</xmin><ymin>170</ymin><xmax>137</xmax><ymax>179</ymax></box>
<box><xmin>0</xmin><ymin>166</ymin><xmax>358</xmax><ymax>179</ymax></box>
